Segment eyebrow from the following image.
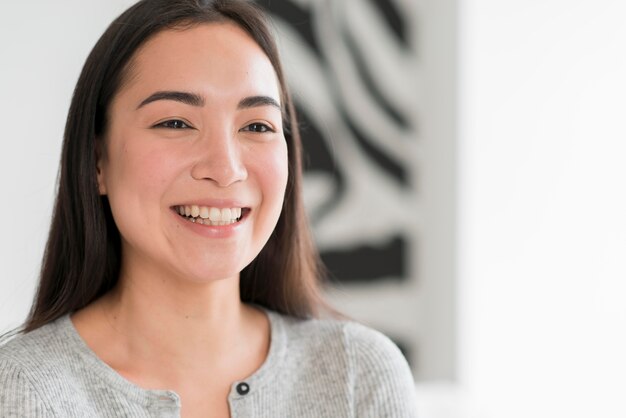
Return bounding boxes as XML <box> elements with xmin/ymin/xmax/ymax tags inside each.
<box><xmin>137</xmin><ymin>91</ymin><xmax>204</xmax><ymax>109</ymax></box>
<box><xmin>137</xmin><ymin>91</ymin><xmax>281</xmax><ymax>110</ymax></box>
<box><xmin>237</xmin><ymin>95</ymin><xmax>281</xmax><ymax>110</ymax></box>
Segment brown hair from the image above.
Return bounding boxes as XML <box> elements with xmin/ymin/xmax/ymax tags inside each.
<box><xmin>23</xmin><ymin>0</ymin><xmax>326</xmax><ymax>333</ymax></box>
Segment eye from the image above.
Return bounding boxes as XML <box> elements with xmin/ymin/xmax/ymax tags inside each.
<box><xmin>242</xmin><ymin>122</ymin><xmax>275</xmax><ymax>133</ymax></box>
<box><xmin>154</xmin><ymin>119</ymin><xmax>192</xmax><ymax>129</ymax></box>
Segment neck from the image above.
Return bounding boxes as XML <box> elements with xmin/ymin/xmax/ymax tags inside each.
<box><xmin>74</xmin><ymin>263</ymin><xmax>269</xmax><ymax>385</ymax></box>
<box><xmin>105</xmin><ymin>277</ymin><xmax>245</xmax><ymax>355</ymax></box>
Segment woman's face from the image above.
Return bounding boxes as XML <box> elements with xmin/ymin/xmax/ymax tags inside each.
<box><xmin>97</xmin><ymin>23</ymin><xmax>288</xmax><ymax>284</ymax></box>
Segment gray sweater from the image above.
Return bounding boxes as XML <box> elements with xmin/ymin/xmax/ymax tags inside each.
<box><xmin>0</xmin><ymin>309</ymin><xmax>418</xmax><ymax>417</ymax></box>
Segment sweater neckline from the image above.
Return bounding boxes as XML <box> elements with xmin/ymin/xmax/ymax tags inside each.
<box><xmin>55</xmin><ymin>306</ymin><xmax>286</xmax><ymax>407</ymax></box>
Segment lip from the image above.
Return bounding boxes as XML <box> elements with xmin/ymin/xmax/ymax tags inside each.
<box><xmin>171</xmin><ymin>199</ymin><xmax>248</xmax><ymax>209</ymax></box>
<box><xmin>170</xmin><ymin>205</ymin><xmax>249</xmax><ymax>239</ymax></box>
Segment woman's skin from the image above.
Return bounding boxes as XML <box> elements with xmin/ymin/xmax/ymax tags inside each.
<box><xmin>71</xmin><ymin>22</ymin><xmax>288</xmax><ymax>418</ymax></box>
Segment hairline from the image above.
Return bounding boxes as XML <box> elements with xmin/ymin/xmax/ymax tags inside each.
<box><xmin>106</xmin><ymin>18</ymin><xmax>285</xmax><ymax>135</ymax></box>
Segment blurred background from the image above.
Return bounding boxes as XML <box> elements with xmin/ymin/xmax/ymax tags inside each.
<box><xmin>1</xmin><ymin>1</ymin><xmax>625</xmax><ymax>417</ymax></box>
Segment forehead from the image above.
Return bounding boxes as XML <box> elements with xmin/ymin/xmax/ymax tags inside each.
<box><xmin>119</xmin><ymin>22</ymin><xmax>280</xmax><ymax>104</ymax></box>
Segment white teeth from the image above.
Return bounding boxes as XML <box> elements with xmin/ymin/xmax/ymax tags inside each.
<box><xmin>176</xmin><ymin>205</ymin><xmax>243</xmax><ymax>225</ymax></box>
<box><xmin>209</xmin><ymin>207</ymin><xmax>221</xmax><ymax>222</ymax></box>
<box><xmin>221</xmin><ymin>208</ymin><xmax>232</xmax><ymax>222</ymax></box>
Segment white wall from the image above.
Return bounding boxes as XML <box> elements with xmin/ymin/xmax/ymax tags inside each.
<box><xmin>0</xmin><ymin>1</ymin><xmax>135</xmax><ymax>330</ymax></box>
<box><xmin>458</xmin><ymin>1</ymin><xmax>626</xmax><ymax>417</ymax></box>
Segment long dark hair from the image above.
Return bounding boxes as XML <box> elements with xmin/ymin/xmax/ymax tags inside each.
<box><xmin>22</xmin><ymin>0</ymin><xmax>326</xmax><ymax>333</ymax></box>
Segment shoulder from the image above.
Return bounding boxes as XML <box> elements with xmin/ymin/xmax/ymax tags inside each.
<box><xmin>0</xmin><ymin>317</ymin><xmax>68</xmax><ymax>372</ymax></box>
<box><xmin>271</xmin><ymin>312</ymin><xmax>417</xmax><ymax>417</ymax></box>
<box><xmin>276</xmin><ymin>312</ymin><xmax>409</xmax><ymax>373</ymax></box>
<box><xmin>341</xmin><ymin>321</ymin><xmax>410</xmax><ymax>378</ymax></box>
<box><xmin>0</xmin><ymin>322</ymin><xmax>64</xmax><ymax>417</ymax></box>
<box><xmin>340</xmin><ymin>321</ymin><xmax>418</xmax><ymax>417</ymax></box>
<box><xmin>0</xmin><ymin>319</ymin><xmax>59</xmax><ymax>359</ymax></box>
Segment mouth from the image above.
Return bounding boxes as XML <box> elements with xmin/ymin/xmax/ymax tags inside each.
<box><xmin>172</xmin><ymin>205</ymin><xmax>248</xmax><ymax>226</ymax></box>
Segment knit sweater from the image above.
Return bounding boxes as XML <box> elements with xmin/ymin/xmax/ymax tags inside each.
<box><xmin>0</xmin><ymin>308</ymin><xmax>418</xmax><ymax>417</ymax></box>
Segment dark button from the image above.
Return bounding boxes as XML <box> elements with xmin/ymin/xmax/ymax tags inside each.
<box><xmin>236</xmin><ymin>382</ymin><xmax>250</xmax><ymax>395</ymax></box>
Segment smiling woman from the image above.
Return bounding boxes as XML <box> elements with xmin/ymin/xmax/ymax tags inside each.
<box><xmin>0</xmin><ymin>1</ymin><xmax>417</xmax><ymax>417</ymax></box>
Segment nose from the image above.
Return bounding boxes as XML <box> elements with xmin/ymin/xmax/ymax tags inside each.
<box><xmin>190</xmin><ymin>130</ymin><xmax>248</xmax><ymax>187</ymax></box>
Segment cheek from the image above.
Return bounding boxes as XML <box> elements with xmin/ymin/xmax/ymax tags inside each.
<box><xmin>102</xmin><ymin>138</ymin><xmax>185</xmax><ymax>246</ymax></box>
<box><xmin>246</xmin><ymin>143</ymin><xmax>288</xmax><ymax>259</ymax></box>
<box><xmin>245</xmin><ymin>141</ymin><xmax>288</xmax><ymax>230</ymax></box>
<box><xmin>260</xmin><ymin>143</ymin><xmax>289</xmax><ymax>206</ymax></box>
<box><xmin>107</xmin><ymin>140</ymin><xmax>180</xmax><ymax>196</ymax></box>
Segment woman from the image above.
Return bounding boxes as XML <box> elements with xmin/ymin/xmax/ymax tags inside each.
<box><xmin>0</xmin><ymin>0</ymin><xmax>417</xmax><ymax>416</ymax></box>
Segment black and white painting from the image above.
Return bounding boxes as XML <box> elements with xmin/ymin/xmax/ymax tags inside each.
<box><xmin>256</xmin><ymin>0</ymin><xmax>421</xmax><ymax>368</ymax></box>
